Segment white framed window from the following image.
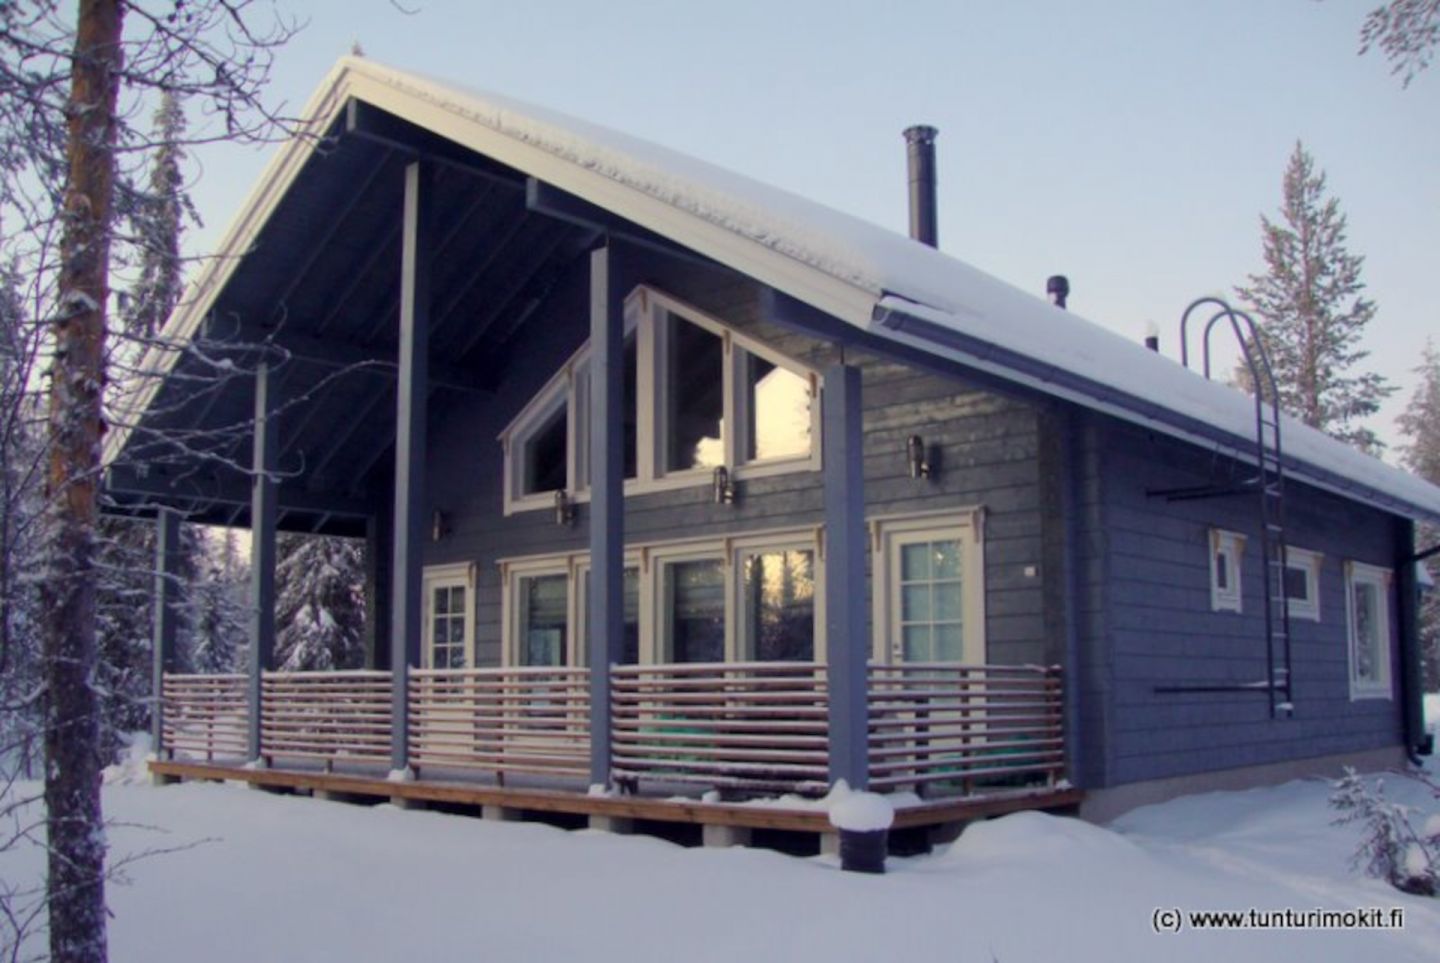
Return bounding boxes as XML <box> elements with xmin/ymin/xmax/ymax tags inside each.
<box><xmin>1284</xmin><ymin>547</ymin><xmax>1323</xmax><ymax>621</ymax></box>
<box><xmin>1209</xmin><ymin>529</ymin><xmax>1244</xmax><ymax>613</ymax></box>
<box><xmin>1345</xmin><ymin>561</ymin><xmax>1393</xmax><ymax>700</ymax></box>
<box><xmin>497</xmin><ymin>286</ymin><xmax>820</xmax><ymax>515</ymax></box>
<box><xmin>422</xmin><ymin>563</ymin><xmax>475</xmax><ymax>669</ymax></box>
<box><xmin>499</xmin><ymin>525</ymin><xmax>823</xmax><ymax>667</ymax></box>
<box><xmin>870</xmin><ymin>508</ymin><xmax>986</xmax><ymax>664</ymax></box>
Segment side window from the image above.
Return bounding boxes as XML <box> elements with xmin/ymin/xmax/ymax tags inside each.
<box><xmin>514</xmin><ymin>571</ymin><xmax>570</xmax><ymax>667</ymax></box>
<box><xmin>422</xmin><ymin>564</ymin><xmax>475</xmax><ymax>669</ymax></box>
<box><xmin>1284</xmin><ymin>547</ymin><xmax>1322</xmax><ymax>621</ymax></box>
<box><xmin>1345</xmin><ymin>562</ymin><xmax>1393</xmax><ymax>700</ymax></box>
<box><xmin>1209</xmin><ymin>529</ymin><xmax>1244</xmax><ymax>613</ymax></box>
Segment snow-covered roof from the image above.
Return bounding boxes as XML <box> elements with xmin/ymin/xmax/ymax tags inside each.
<box><xmin>121</xmin><ymin>56</ymin><xmax>1440</xmax><ymax>523</ymax></box>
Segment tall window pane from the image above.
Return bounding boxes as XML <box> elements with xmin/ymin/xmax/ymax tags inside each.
<box><xmin>742</xmin><ymin>549</ymin><xmax>815</xmax><ymax>661</ymax></box>
<box><xmin>582</xmin><ymin>567</ymin><xmax>640</xmax><ymax>665</ymax></box>
<box><xmin>665</xmin><ymin>313</ymin><xmax>723</xmax><ymax>472</ymax></box>
<box><xmin>519</xmin><ymin>574</ymin><xmax>568</xmax><ymax>666</ymax></box>
<box><xmin>746</xmin><ymin>353</ymin><xmax>811</xmax><ymax>462</ymax></box>
<box><xmin>1352</xmin><ymin>580</ymin><xmax>1380</xmax><ymax>684</ymax></box>
<box><xmin>577</xmin><ymin>334</ymin><xmax>638</xmax><ymax>487</ymax></box>
<box><xmin>664</xmin><ymin>559</ymin><xmax>725</xmax><ymax>662</ymax></box>
<box><xmin>521</xmin><ymin>404</ymin><xmax>566</xmax><ymax>495</ymax></box>
<box><xmin>430</xmin><ymin>585</ymin><xmax>467</xmax><ymax>669</ymax></box>
<box><xmin>897</xmin><ymin>538</ymin><xmax>964</xmax><ymax>662</ymax></box>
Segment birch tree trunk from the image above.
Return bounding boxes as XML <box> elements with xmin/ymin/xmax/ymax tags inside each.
<box><xmin>43</xmin><ymin>2</ymin><xmax>124</xmax><ymax>960</ymax></box>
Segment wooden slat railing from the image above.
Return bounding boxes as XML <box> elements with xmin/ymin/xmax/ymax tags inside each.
<box><xmin>160</xmin><ymin>672</ymin><xmax>248</xmax><ymax>761</ymax></box>
<box><xmin>259</xmin><ymin>670</ymin><xmax>392</xmax><ymax>766</ymax></box>
<box><xmin>610</xmin><ymin>661</ymin><xmax>830</xmax><ymax>794</ymax></box>
<box><xmin>408</xmin><ymin>667</ymin><xmax>590</xmax><ymax>780</ymax></box>
<box><xmin>866</xmin><ymin>663</ymin><xmax>1064</xmax><ymax>793</ymax></box>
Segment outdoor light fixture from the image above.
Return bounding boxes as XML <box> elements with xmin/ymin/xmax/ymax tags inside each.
<box><xmin>554</xmin><ymin>489</ymin><xmax>576</xmax><ymax>527</ymax></box>
<box><xmin>431</xmin><ymin>509</ymin><xmax>450</xmax><ymax>542</ymax></box>
<box><xmin>906</xmin><ymin>434</ymin><xmax>932</xmax><ymax>480</ymax></box>
<box><xmin>713</xmin><ymin>466</ymin><xmax>736</xmax><ymax>505</ymax></box>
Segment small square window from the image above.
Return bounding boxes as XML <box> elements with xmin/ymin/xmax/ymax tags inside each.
<box><xmin>1209</xmin><ymin>529</ymin><xmax>1244</xmax><ymax>613</ymax></box>
<box><xmin>1284</xmin><ymin>547</ymin><xmax>1322</xmax><ymax>621</ymax></box>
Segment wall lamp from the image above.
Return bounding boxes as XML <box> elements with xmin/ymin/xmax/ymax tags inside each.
<box><xmin>906</xmin><ymin>434</ymin><xmax>933</xmax><ymax>480</ymax></box>
<box><xmin>554</xmin><ymin>489</ymin><xmax>576</xmax><ymax>527</ymax></box>
<box><xmin>713</xmin><ymin>466</ymin><xmax>737</xmax><ymax>505</ymax></box>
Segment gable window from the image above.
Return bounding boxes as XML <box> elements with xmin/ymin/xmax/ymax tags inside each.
<box><xmin>1210</xmin><ymin>529</ymin><xmax>1244</xmax><ymax>613</ymax></box>
<box><xmin>1284</xmin><ymin>547</ymin><xmax>1322</xmax><ymax>621</ymax></box>
<box><xmin>871</xmin><ymin>509</ymin><xmax>986</xmax><ymax>664</ymax></box>
<box><xmin>1345</xmin><ymin>561</ymin><xmax>1393</xmax><ymax>700</ymax></box>
<box><xmin>423</xmin><ymin>563</ymin><xmax>475</xmax><ymax>669</ymax></box>
<box><xmin>499</xmin><ymin>287</ymin><xmax>819</xmax><ymax>515</ymax></box>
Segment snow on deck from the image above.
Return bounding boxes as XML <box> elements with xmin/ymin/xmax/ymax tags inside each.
<box><xmin>3</xmin><ymin>762</ymin><xmax>1438</xmax><ymax>961</ymax></box>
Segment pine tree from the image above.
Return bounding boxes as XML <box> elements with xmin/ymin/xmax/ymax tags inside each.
<box><xmin>1235</xmin><ymin>142</ymin><xmax>1394</xmax><ymax>452</ymax></box>
<box><xmin>121</xmin><ymin>92</ymin><xmax>193</xmax><ymax>345</ymax></box>
<box><xmin>1397</xmin><ymin>340</ymin><xmax>1440</xmax><ymax>690</ymax></box>
<box><xmin>189</xmin><ymin>529</ymin><xmax>249</xmax><ymax>674</ymax></box>
<box><xmin>274</xmin><ymin>533</ymin><xmax>367</xmax><ymax>671</ymax></box>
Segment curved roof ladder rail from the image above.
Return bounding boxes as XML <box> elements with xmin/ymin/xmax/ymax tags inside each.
<box><xmin>1179</xmin><ymin>296</ymin><xmax>1293</xmax><ymax>719</ymax></box>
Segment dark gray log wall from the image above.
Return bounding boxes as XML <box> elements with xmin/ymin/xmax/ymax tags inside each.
<box><xmin>1082</xmin><ymin>417</ymin><xmax>1404</xmax><ymax>787</ymax></box>
<box><xmin>421</xmin><ymin>250</ymin><xmax>1050</xmax><ymax>670</ymax></box>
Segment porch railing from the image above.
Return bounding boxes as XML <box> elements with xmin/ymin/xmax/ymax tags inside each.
<box><xmin>259</xmin><ymin>670</ymin><xmax>392</xmax><ymax>766</ymax></box>
<box><xmin>867</xmin><ymin>663</ymin><xmax>1064</xmax><ymax>791</ymax></box>
<box><xmin>160</xmin><ymin>662</ymin><xmax>1064</xmax><ymax>796</ymax></box>
<box><xmin>610</xmin><ymin>661</ymin><xmax>831</xmax><ymax>794</ymax></box>
<box><xmin>160</xmin><ymin>672</ymin><xmax>248</xmax><ymax>761</ymax></box>
<box><xmin>408</xmin><ymin>667</ymin><xmax>590</xmax><ymax>780</ymax></box>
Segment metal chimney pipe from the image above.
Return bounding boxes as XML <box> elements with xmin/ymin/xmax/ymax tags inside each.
<box><xmin>903</xmin><ymin>125</ymin><xmax>939</xmax><ymax>247</ymax></box>
<box><xmin>1047</xmin><ymin>275</ymin><xmax>1070</xmax><ymax>309</ymax></box>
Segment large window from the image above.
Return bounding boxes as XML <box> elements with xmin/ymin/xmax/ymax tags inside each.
<box><xmin>423</xmin><ymin>563</ymin><xmax>475</xmax><ymax>669</ymax></box>
<box><xmin>1345</xmin><ymin>562</ymin><xmax>1393</xmax><ymax>700</ymax></box>
<box><xmin>500</xmin><ymin>527</ymin><xmax>823</xmax><ymax>667</ymax></box>
<box><xmin>871</xmin><ymin>510</ymin><xmax>986</xmax><ymax>664</ymax></box>
<box><xmin>499</xmin><ymin>287</ymin><xmax>820</xmax><ymax>515</ymax></box>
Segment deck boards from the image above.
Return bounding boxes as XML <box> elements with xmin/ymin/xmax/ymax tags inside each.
<box><xmin>148</xmin><ymin>759</ymin><xmax>1082</xmax><ymax>834</ymax></box>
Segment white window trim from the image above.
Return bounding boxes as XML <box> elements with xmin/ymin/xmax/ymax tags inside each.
<box><xmin>421</xmin><ymin>562</ymin><xmax>476</xmax><ymax>670</ymax></box>
<box><xmin>497</xmin><ymin>285</ymin><xmax>822</xmax><ymax>515</ymax></box>
<box><xmin>498</xmin><ymin>525</ymin><xmax>824</xmax><ymax>667</ymax></box>
<box><xmin>1209</xmin><ymin>528</ymin><xmax>1245</xmax><ymax>614</ymax></box>
<box><xmin>869</xmin><ymin>507</ymin><xmax>986</xmax><ymax>664</ymax></box>
<box><xmin>1345</xmin><ymin>560</ymin><xmax>1394</xmax><ymax>701</ymax></box>
<box><xmin>1284</xmin><ymin>546</ymin><xmax>1323</xmax><ymax>622</ymax></box>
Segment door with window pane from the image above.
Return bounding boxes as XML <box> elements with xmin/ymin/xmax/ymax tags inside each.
<box><xmin>890</xmin><ymin>533</ymin><xmax>968</xmax><ymax>663</ymax></box>
<box><xmin>517</xmin><ymin>573</ymin><xmax>569</xmax><ymax>667</ymax></box>
<box><xmin>580</xmin><ymin>567</ymin><xmax>640</xmax><ymax>666</ymax></box>
<box><xmin>661</xmin><ymin>558</ymin><xmax>725</xmax><ymax>663</ymax></box>
<box><xmin>740</xmin><ymin>548</ymin><xmax>815</xmax><ymax>661</ymax></box>
<box><xmin>427</xmin><ymin>582</ymin><xmax>469</xmax><ymax>669</ymax></box>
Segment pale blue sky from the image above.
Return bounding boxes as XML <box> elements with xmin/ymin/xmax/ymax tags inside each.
<box><xmin>184</xmin><ymin>0</ymin><xmax>1439</xmax><ymax>452</ymax></box>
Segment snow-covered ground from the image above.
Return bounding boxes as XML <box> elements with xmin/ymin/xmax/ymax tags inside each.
<box><xmin>3</xmin><ymin>742</ymin><xmax>1438</xmax><ymax>963</ymax></box>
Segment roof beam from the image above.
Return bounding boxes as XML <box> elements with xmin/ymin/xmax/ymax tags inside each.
<box><xmin>525</xmin><ymin>178</ymin><xmax>716</xmax><ymax>270</ymax></box>
<box><xmin>345</xmin><ymin>99</ymin><xmax>527</xmax><ymax>188</ymax></box>
<box><xmin>106</xmin><ymin>463</ymin><xmax>373</xmax><ymax>518</ymax></box>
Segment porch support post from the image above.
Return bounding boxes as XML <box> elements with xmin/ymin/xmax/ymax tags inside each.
<box><xmin>150</xmin><ymin>508</ymin><xmax>180</xmax><ymax>758</ymax></box>
<box><xmin>248</xmin><ymin>361</ymin><xmax>279</xmax><ymax>762</ymax></box>
<box><xmin>823</xmin><ymin>362</ymin><xmax>869</xmax><ymax>789</ymax></box>
<box><xmin>390</xmin><ymin>159</ymin><xmax>432</xmax><ymax>772</ymax></box>
<box><xmin>587</xmin><ymin>241</ymin><xmax>623</xmax><ymax>788</ymax></box>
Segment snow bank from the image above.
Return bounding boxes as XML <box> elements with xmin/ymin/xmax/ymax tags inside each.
<box><xmin>827</xmin><ymin>791</ymin><xmax>894</xmax><ymax>833</ymax></box>
<box><xmin>102</xmin><ymin>732</ymin><xmax>154</xmax><ymax>786</ymax></box>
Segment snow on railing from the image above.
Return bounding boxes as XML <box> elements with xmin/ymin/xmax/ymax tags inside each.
<box><xmin>259</xmin><ymin>670</ymin><xmax>393</xmax><ymax>766</ymax></box>
<box><xmin>407</xmin><ymin>666</ymin><xmax>590</xmax><ymax>780</ymax></box>
<box><xmin>160</xmin><ymin>672</ymin><xmax>248</xmax><ymax>762</ymax></box>
<box><xmin>866</xmin><ymin>663</ymin><xmax>1064</xmax><ymax>793</ymax></box>
<box><xmin>610</xmin><ymin>661</ymin><xmax>831</xmax><ymax>795</ymax></box>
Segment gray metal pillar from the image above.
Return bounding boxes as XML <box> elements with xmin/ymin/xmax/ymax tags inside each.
<box><xmin>587</xmin><ymin>242</ymin><xmax>623</xmax><ymax>787</ymax></box>
<box><xmin>390</xmin><ymin>160</ymin><xmax>432</xmax><ymax>771</ymax></box>
<box><xmin>150</xmin><ymin>508</ymin><xmax>180</xmax><ymax>756</ymax></box>
<box><xmin>248</xmin><ymin>362</ymin><xmax>278</xmax><ymax>761</ymax></box>
<box><xmin>1396</xmin><ymin>517</ymin><xmax>1425</xmax><ymax>756</ymax></box>
<box><xmin>823</xmin><ymin>362</ymin><xmax>869</xmax><ymax>789</ymax></box>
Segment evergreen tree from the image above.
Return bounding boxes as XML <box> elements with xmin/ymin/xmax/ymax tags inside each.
<box><xmin>1397</xmin><ymin>340</ymin><xmax>1440</xmax><ymax>690</ymax></box>
<box><xmin>189</xmin><ymin>529</ymin><xmax>249</xmax><ymax>674</ymax></box>
<box><xmin>274</xmin><ymin>532</ymin><xmax>366</xmax><ymax>671</ymax></box>
<box><xmin>121</xmin><ymin>92</ymin><xmax>194</xmax><ymax>345</ymax></box>
<box><xmin>1360</xmin><ymin>0</ymin><xmax>1440</xmax><ymax>87</ymax></box>
<box><xmin>1235</xmin><ymin>142</ymin><xmax>1394</xmax><ymax>452</ymax></box>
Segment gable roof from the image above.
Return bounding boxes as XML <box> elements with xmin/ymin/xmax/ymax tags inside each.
<box><xmin>116</xmin><ymin>56</ymin><xmax>1440</xmax><ymax>524</ymax></box>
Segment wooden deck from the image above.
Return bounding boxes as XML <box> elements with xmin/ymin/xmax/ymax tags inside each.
<box><xmin>149</xmin><ymin>759</ymin><xmax>1083</xmax><ymax>836</ymax></box>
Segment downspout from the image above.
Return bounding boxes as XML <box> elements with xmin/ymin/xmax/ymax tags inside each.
<box><xmin>1396</xmin><ymin>518</ymin><xmax>1430</xmax><ymax>762</ymax></box>
<box><xmin>1059</xmin><ymin>406</ymin><xmax>1085</xmax><ymax>787</ymax></box>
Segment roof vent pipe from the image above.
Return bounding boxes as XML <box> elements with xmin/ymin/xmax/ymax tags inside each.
<box><xmin>903</xmin><ymin>125</ymin><xmax>939</xmax><ymax>248</ymax></box>
<box><xmin>1046</xmin><ymin>275</ymin><xmax>1070</xmax><ymax>309</ymax></box>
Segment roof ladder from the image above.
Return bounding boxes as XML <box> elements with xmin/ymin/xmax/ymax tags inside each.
<box><xmin>1175</xmin><ymin>297</ymin><xmax>1293</xmax><ymax>718</ymax></box>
